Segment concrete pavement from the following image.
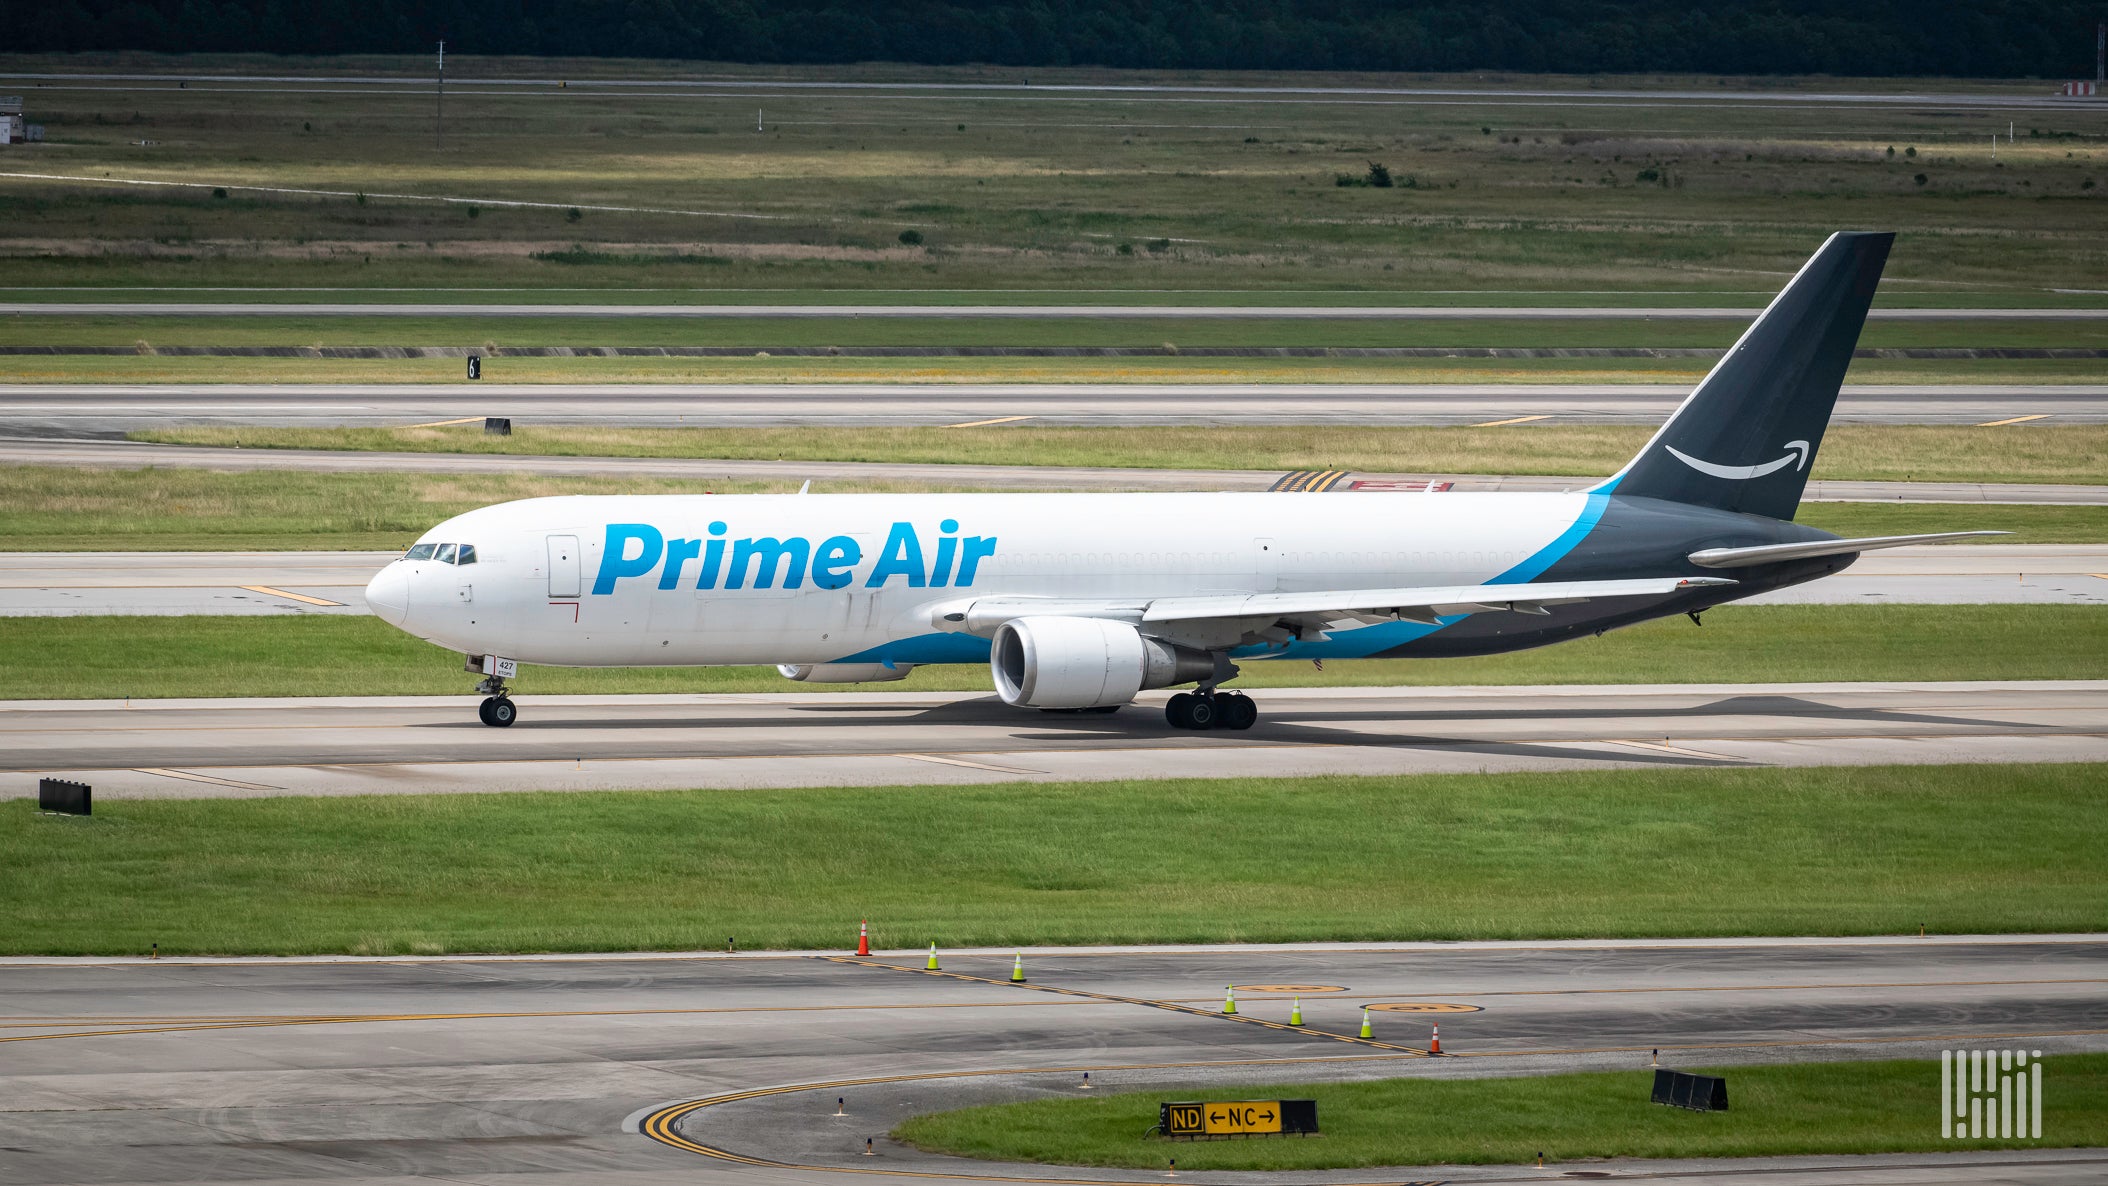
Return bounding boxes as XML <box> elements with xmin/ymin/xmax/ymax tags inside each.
<box><xmin>4</xmin><ymin>382</ymin><xmax>2105</xmax><ymax>430</ymax></box>
<box><xmin>3</xmin><ymin>937</ymin><xmax>2103</xmax><ymax>1185</ymax></box>
<box><xmin>9</xmin><ymin>681</ymin><xmax>2105</xmax><ymax>798</ymax></box>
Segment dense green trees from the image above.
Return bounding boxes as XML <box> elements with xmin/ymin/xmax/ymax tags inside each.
<box><xmin>13</xmin><ymin>1</ymin><xmax>2102</xmax><ymax>79</ymax></box>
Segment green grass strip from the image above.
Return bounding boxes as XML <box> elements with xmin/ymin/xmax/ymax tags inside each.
<box><xmin>133</xmin><ymin>424</ymin><xmax>2108</xmax><ymax>486</ymax></box>
<box><xmin>894</xmin><ymin>1057</ymin><xmax>2108</xmax><ymax>1169</ymax></box>
<box><xmin>4</xmin><ymin>604</ymin><xmax>2102</xmax><ymax>699</ymax></box>
<box><xmin>6</xmin><ymin>764</ymin><xmax>2105</xmax><ymax>955</ymax></box>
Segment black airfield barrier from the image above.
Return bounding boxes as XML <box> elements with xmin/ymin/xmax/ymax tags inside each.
<box><xmin>39</xmin><ymin>777</ymin><xmax>91</xmax><ymax>815</ymax></box>
<box><xmin>1652</xmin><ymin>1069</ymin><xmax>1729</xmax><ymax>1111</ymax></box>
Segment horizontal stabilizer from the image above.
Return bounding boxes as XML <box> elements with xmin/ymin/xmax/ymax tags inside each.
<box><xmin>1688</xmin><ymin>531</ymin><xmax>2010</xmax><ymax>569</ymax></box>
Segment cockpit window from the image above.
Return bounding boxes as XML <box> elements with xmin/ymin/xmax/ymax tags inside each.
<box><xmin>405</xmin><ymin>543</ymin><xmax>437</xmax><ymax>561</ymax></box>
<box><xmin>455</xmin><ymin>544</ymin><xmax>477</xmax><ymax>566</ymax></box>
<box><xmin>435</xmin><ymin>543</ymin><xmax>459</xmax><ymax>565</ymax></box>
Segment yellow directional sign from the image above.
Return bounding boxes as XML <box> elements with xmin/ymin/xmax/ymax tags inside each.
<box><xmin>1160</xmin><ymin>1099</ymin><xmax>1317</xmax><ymax>1138</ymax></box>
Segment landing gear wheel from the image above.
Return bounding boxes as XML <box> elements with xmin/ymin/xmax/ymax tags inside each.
<box><xmin>1217</xmin><ymin>692</ymin><xmax>1258</xmax><ymax>731</ymax></box>
<box><xmin>1165</xmin><ymin>692</ymin><xmax>1194</xmax><ymax>729</ymax></box>
<box><xmin>479</xmin><ymin>696</ymin><xmax>517</xmax><ymax>727</ymax></box>
<box><xmin>1167</xmin><ymin>691</ymin><xmax>1220</xmax><ymax>730</ymax></box>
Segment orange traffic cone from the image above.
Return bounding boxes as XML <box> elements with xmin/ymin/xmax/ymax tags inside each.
<box><xmin>1430</xmin><ymin>1023</ymin><xmax>1442</xmax><ymax>1055</ymax></box>
<box><xmin>857</xmin><ymin>920</ymin><xmax>870</xmax><ymax>957</ymax></box>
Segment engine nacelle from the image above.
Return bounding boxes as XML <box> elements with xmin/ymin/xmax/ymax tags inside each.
<box><xmin>777</xmin><ymin>662</ymin><xmax>916</xmax><ymax>684</ymax></box>
<box><xmin>990</xmin><ymin>616</ymin><xmax>1214</xmax><ymax>709</ymax></box>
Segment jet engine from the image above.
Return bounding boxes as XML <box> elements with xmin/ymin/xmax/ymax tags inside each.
<box><xmin>990</xmin><ymin>616</ymin><xmax>1215</xmax><ymax>709</ymax></box>
<box><xmin>777</xmin><ymin>662</ymin><xmax>916</xmax><ymax>684</ymax></box>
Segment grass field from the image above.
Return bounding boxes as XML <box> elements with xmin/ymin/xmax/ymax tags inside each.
<box><xmin>134</xmin><ymin>423</ymin><xmax>2108</xmax><ymax>485</ymax></box>
<box><xmin>9</xmin><ymin>464</ymin><xmax>2103</xmax><ymax>552</ymax></box>
<box><xmin>894</xmin><ymin>1057</ymin><xmax>2108</xmax><ymax>1169</ymax></box>
<box><xmin>1</xmin><ymin>57</ymin><xmax>2102</xmax><ymax>299</ymax></box>
<box><xmin>5</xmin><ymin>763</ymin><xmax>2104</xmax><ymax>955</ymax></box>
<box><xmin>5</xmin><ymin>604</ymin><xmax>2101</xmax><ymax>699</ymax></box>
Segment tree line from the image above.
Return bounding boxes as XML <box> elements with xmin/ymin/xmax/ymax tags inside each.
<box><xmin>16</xmin><ymin>1</ymin><xmax>2104</xmax><ymax>79</ymax></box>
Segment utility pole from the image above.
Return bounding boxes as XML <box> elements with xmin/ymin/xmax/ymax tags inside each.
<box><xmin>436</xmin><ymin>40</ymin><xmax>446</xmax><ymax>150</ymax></box>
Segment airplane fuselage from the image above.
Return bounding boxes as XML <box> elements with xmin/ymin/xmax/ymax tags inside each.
<box><xmin>366</xmin><ymin>490</ymin><xmax>1843</xmax><ymax>670</ymax></box>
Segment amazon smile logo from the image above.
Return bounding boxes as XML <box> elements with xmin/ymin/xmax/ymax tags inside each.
<box><xmin>1666</xmin><ymin>439</ymin><xmax>1810</xmax><ymax>480</ymax></box>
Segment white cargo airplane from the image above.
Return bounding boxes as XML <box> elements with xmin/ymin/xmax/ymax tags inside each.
<box><xmin>365</xmin><ymin>232</ymin><xmax>1996</xmax><ymax>730</ymax></box>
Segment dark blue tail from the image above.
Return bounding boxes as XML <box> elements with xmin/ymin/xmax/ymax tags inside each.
<box><xmin>1598</xmin><ymin>232</ymin><xmax>1892</xmax><ymax>522</ymax></box>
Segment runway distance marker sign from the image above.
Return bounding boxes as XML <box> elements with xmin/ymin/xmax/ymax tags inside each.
<box><xmin>1160</xmin><ymin>1099</ymin><xmax>1317</xmax><ymax>1137</ymax></box>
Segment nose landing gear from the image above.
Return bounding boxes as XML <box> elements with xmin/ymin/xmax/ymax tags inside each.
<box><xmin>473</xmin><ymin>672</ymin><xmax>517</xmax><ymax>727</ymax></box>
<box><xmin>1165</xmin><ymin>690</ymin><xmax>1257</xmax><ymax>731</ymax></box>
<box><xmin>477</xmin><ymin>695</ymin><xmax>517</xmax><ymax>727</ymax></box>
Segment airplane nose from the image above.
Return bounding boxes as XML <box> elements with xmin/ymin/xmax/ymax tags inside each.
<box><xmin>364</xmin><ymin>563</ymin><xmax>411</xmax><ymax>626</ymax></box>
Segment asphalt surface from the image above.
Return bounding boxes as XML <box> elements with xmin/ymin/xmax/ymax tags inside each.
<box><xmin>10</xmin><ymin>302</ymin><xmax>2108</xmax><ymax>319</ymax></box>
<box><xmin>10</xmin><ymin>680</ymin><xmax>2104</xmax><ymax>798</ymax></box>
<box><xmin>5</xmin><ymin>382</ymin><xmax>2104</xmax><ymax>430</ymax></box>
<box><xmin>6</xmin><ymin>545</ymin><xmax>2101</xmax><ymax>617</ymax></box>
<box><xmin>3</xmin><ymin>937</ymin><xmax>2103</xmax><ymax>1186</ymax></box>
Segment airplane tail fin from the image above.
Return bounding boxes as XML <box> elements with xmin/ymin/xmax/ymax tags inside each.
<box><xmin>1595</xmin><ymin>231</ymin><xmax>1893</xmax><ymax>521</ymax></box>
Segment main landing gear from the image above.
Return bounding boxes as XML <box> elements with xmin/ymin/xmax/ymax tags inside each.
<box><xmin>474</xmin><ymin>673</ymin><xmax>516</xmax><ymax>728</ymax></box>
<box><xmin>1165</xmin><ymin>689</ymin><xmax>1257</xmax><ymax>731</ymax></box>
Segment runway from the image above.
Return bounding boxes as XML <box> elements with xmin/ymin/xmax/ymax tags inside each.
<box><xmin>6</xmin><ymin>545</ymin><xmax>2101</xmax><ymax>617</ymax></box>
<box><xmin>3</xmin><ymin>936</ymin><xmax>2104</xmax><ymax>1186</ymax></box>
<box><xmin>10</xmin><ymin>680</ymin><xmax>2105</xmax><ymax>798</ymax></box>
<box><xmin>6</xmin><ymin>302</ymin><xmax>2106</xmax><ymax>319</ymax></box>
<box><xmin>5</xmin><ymin>382</ymin><xmax>2104</xmax><ymax>431</ymax></box>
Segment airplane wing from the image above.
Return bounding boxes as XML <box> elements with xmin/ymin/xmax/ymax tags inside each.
<box><xmin>932</xmin><ymin>576</ymin><xmax>1734</xmax><ymax>635</ymax></box>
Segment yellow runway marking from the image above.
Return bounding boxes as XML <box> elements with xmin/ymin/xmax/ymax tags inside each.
<box><xmin>238</xmin><ymin>585</ymin><xmax>346</xmax><ymax>607</ymax></box>
<box><xmin>640</xmin><ymin>1028</ymin><xmax>2108</xmax><ymax>1179</ymax></box>
<box><xmin>398</xmin><ymin>416</ymin><xmax>485</xmax><ymax>429</ymax></box>
<box><xmin>944</xmin><ymin>415</ymin><xmax>1035</xmax><ymax>428</ymax></box>
<box><xmin>826</xmin><ymin>955</ymin><xmax>1424</xmax><ymax>1053</ymax></box>
<box><xmin>1608</xmin><ymin>738</ymin><xmax>1744</xmax><ymax>761</ymax></box>
<box><xmin>132</xmin><ymin>767</ymin><xmax>284</xmax><ymax>791</ymax></box>
<box><xmin>897</xmin><ymin>753</ymin><xmax>1046</xmax><ymax>775</ymax></box>
<box><xmin>1470</xmin><ymin>414</ymin><xmax>1551</xmax><ymax>427</ymax></box>
<box><xmin>0</xmin><ymin>999</ymin><xmax>1131</xmax><ymax>1044</ymax></box>
<box><xmin>1976</xmin><ymin>414</ymin><xmax>2050</xmax><ymax>426</ymax></box>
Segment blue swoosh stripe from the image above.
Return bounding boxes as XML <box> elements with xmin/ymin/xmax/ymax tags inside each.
<box><xmin>1235</xmin><ymin>492</ymin><xmax>1613</xmax><ymax>661</ymax></box>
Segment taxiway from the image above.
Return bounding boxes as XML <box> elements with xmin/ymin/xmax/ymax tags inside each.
<box><xmin>4</xmin><ymin>381</ymin><xmax>2103</xmax><ymax>431</ymax></box>
<box><xmin>9</xmin><ymin>680</ymin><xmax>2105</xmax><ymax>798</ymax></box>
<box><xmin>3</xmin><ymin>937</ymin><xmax>2103</xmax><ymax>1186</ymax></box>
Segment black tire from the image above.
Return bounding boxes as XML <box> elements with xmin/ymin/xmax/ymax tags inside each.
<box><xmin>485</xmin><ymin>696</ymin><xmax>517</xmax><ymax>728</ymax></box>
<box><xmin>1184</xmin><ymin>694</ymin><xmax>1219</xmax><ymax>730</ymax></box>
<box><xmin>1219</xmin><ymin>693</ymin><xmax>1258</xmax><ymax>731</ymax></box>
<box><xmin>477</xmin><ymin>697</ymin><xmax>495</xmax><ymax>726</ymax></box>
<box><xmin>1165</xmin><ymin>692</ymin><xmax>1196</xmax><ymax>729</ymax></box>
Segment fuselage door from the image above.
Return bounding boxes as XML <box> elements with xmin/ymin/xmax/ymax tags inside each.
<box><xmin>548</xmin><ymin>535</ymin><xmax>581</xmax><ymax>598</ymax></box>
<box><xmin>1253</xmin><ymin>536</ymin><xmax>1280</xmax><ymax>593</ymax></box>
